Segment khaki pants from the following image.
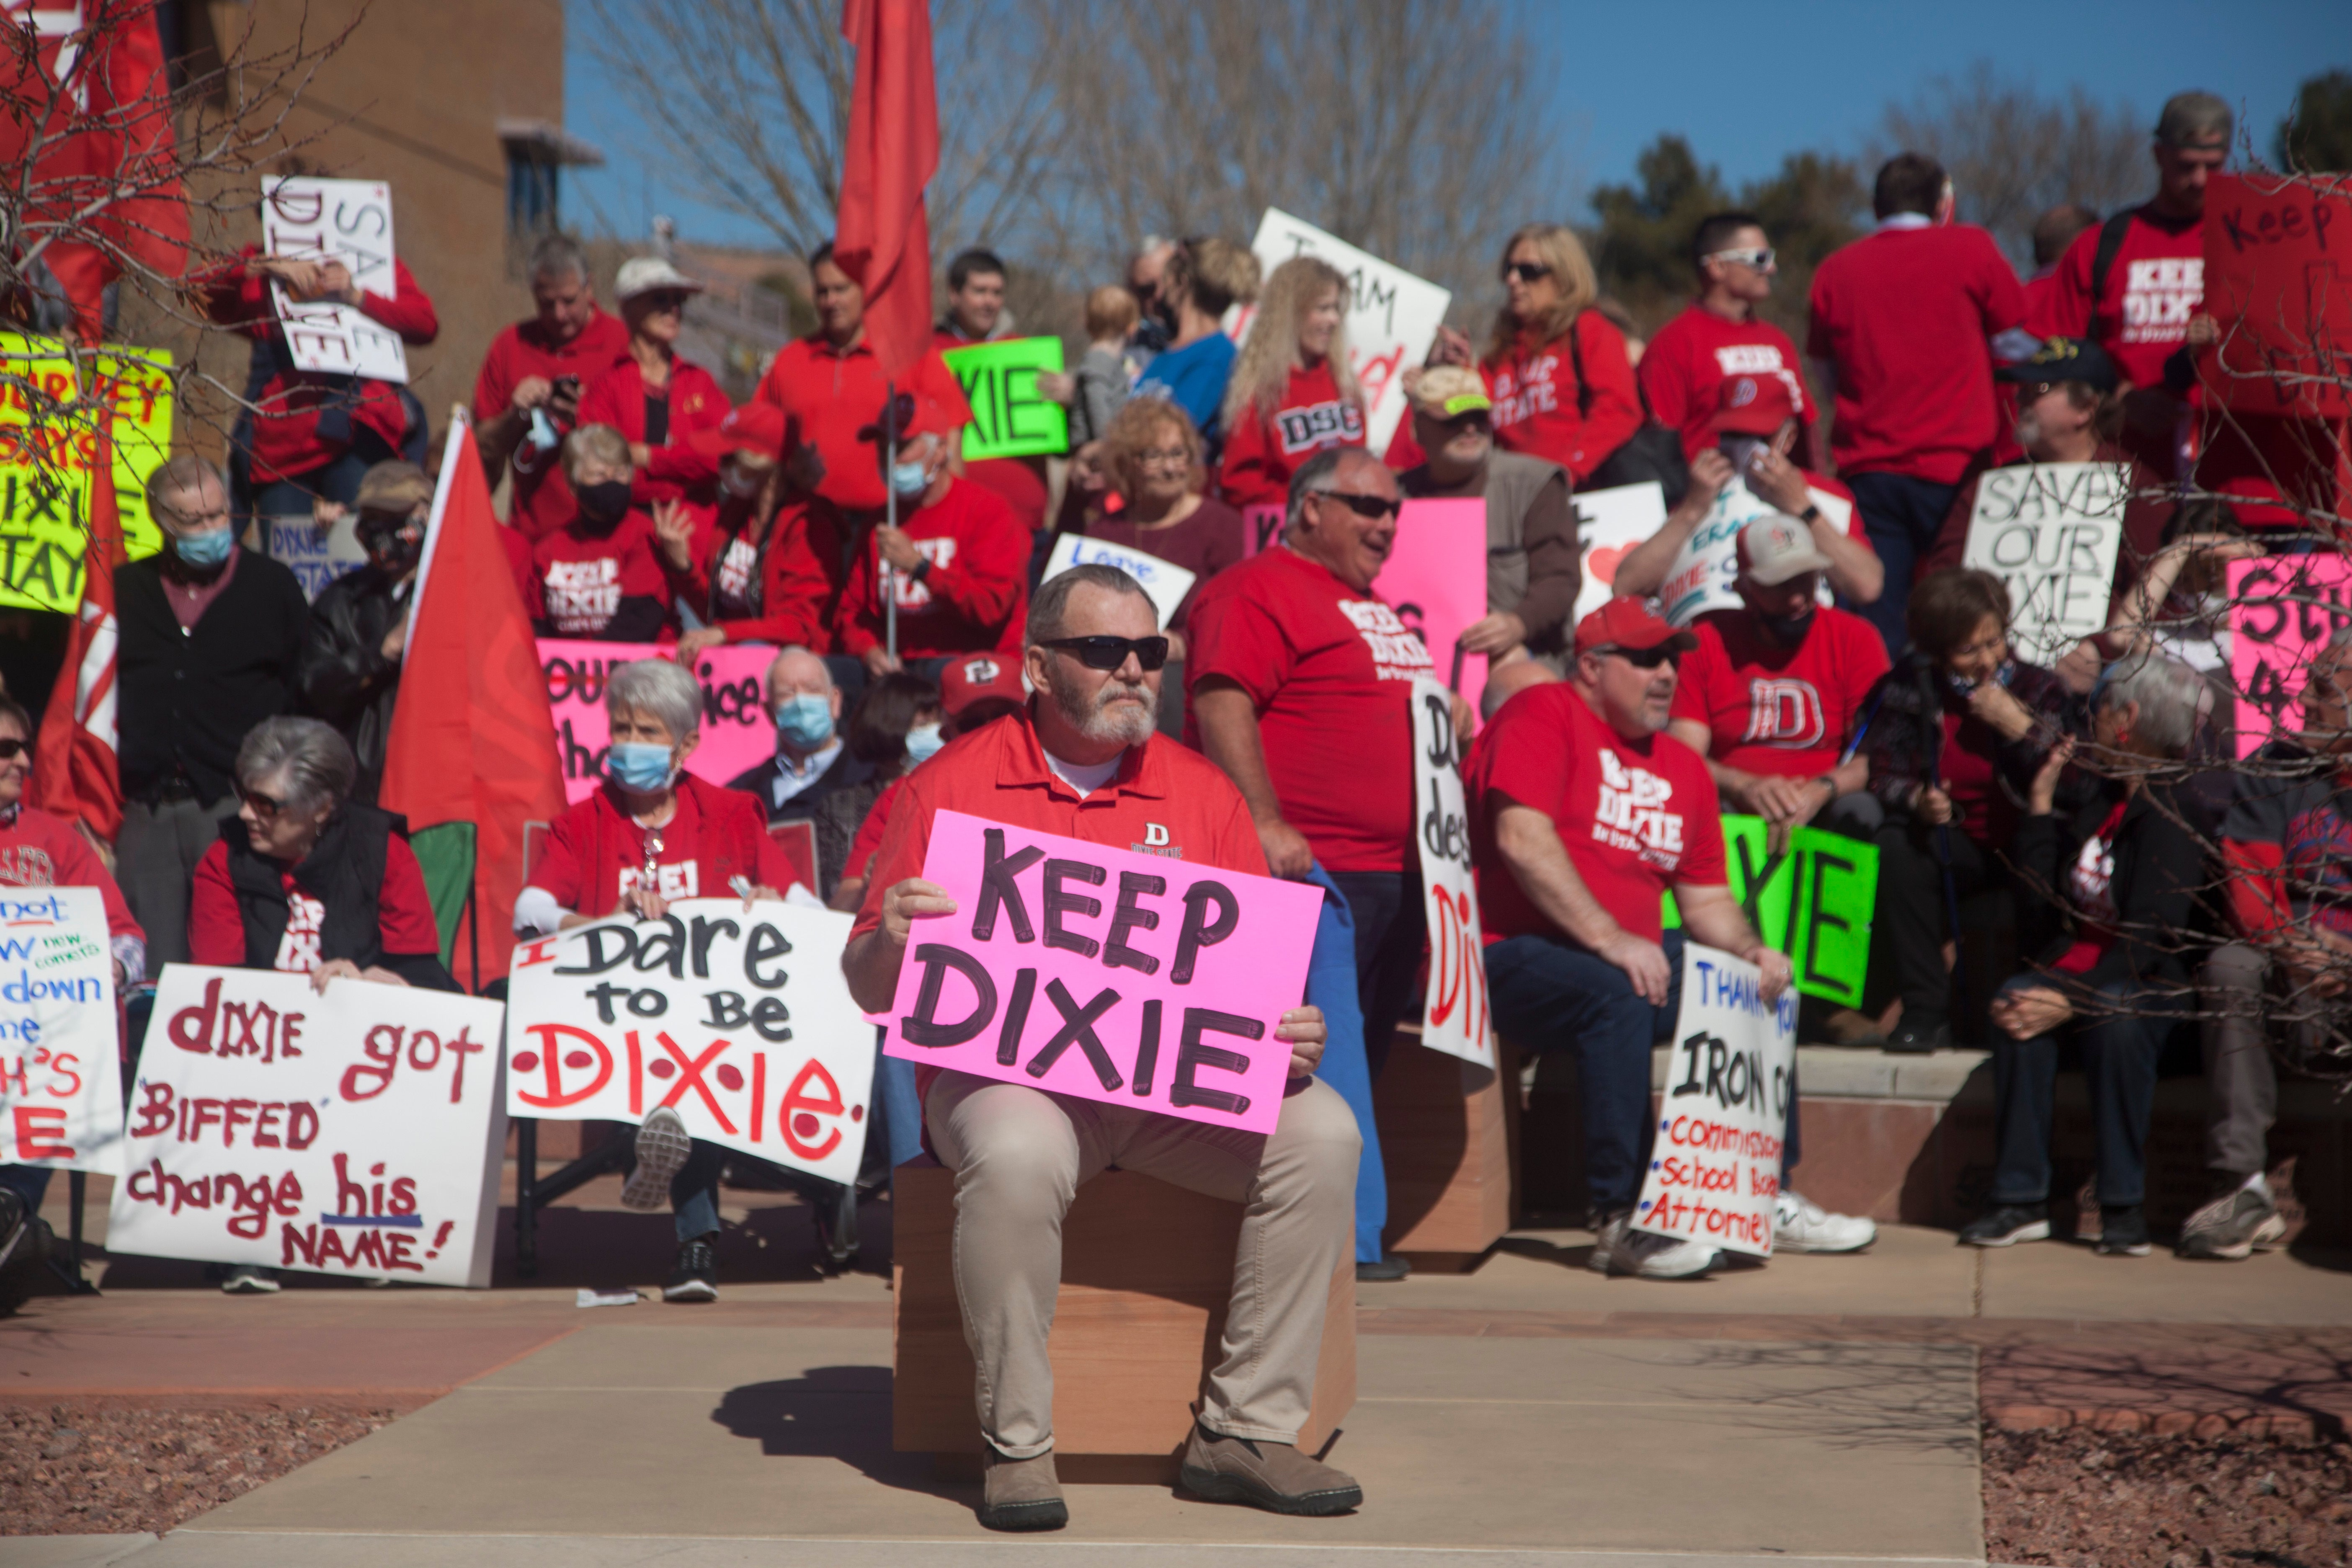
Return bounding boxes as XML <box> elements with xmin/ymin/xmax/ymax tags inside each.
<box><xmin>925</xmin><ymin>1070</ymin><xmax>1359</xmax><ymax>1459</ymax></box>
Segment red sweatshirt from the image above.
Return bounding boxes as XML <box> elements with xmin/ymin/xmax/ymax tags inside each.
<box><xmin>202</xmin><ymin>246</ymin><xmax>440</xmax><ymax>482</ymax></box>
<box><xmin>2030</xmin><ymin>205</ymin><xmax>2205</xmax><ymax>392</ymax></box>
<box><xmin>1483</xmin><ymin>312</ymin><xmax>1644</xmax><ymax>482</ymax></box>
<box><xmin>531</xmin><ymin>511</ymin><xmax>674</xmax><ymax>642</ymax></box>
<box><xmin>0</xmin><ymin>805</ymin><xmax>142</xmax><ymax>944</ymax></box>
<box><xmin>834</xmin><ymin>477</ymin><xmax>1029</xmax><ymax>659</ymax></box>
<box><xmin>1217</xmin><ymin>361</ymin><xmax>1367</xmax><ymax>509</ymax></box>
<box><xmin>665</xmin><ymin>498</ymin><xmax>837</xmax><ymax>649</ymax></box>
<box><xmin>575</xmin><ymin>356</ymin><xmax>733</xmax><ymax>511</ymax></box>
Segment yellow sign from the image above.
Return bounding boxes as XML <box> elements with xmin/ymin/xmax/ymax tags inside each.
<box><xmin>0</xmin><ymin>333</ymin><xmax>173</xmax><ymax>612</ymax></box>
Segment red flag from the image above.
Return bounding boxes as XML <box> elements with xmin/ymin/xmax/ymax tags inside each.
<box><xmin>836</xmin><ymin>0</ymin><xmax>938</xmax><ymax>377</ymax></box>
<box><xmin>379</xmin><ymin>419</ymin><xmax>567</xmax><ymax>990</ymax></box>
<box><xmin>2</xmin><ymin>0</ymin><xmax>191</xmax><ymax>339</ymax></box>
<box><xmin>28</xmin><ymin>413</ymin><xmax>126</xmax><ymax>841</ymax></box>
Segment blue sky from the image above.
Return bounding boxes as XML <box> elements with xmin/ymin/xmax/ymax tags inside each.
<box><xmin>564</xmin><ymin>0</ymin><xmax>2346</xmax><ymax>253</ymax></box>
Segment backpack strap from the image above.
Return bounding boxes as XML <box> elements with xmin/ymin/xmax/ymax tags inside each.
<box><xmin>1563</xmin><ymin>309</ymin><xmax>1593</xmax><ymax>419</ymax></box>
<box><xmin>2088</xmin><ymin>211</ymin><xmax>2136</xmax><ymax>322</ymax></box>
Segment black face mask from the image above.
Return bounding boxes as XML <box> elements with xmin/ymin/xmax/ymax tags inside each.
<box><xmin>1759</xmin><ymin>606</ymin><xmax>1816</xmax><ymax>642</ymax></box>
<box><xmin>356</xmin><ymin>511</ymin><xmax>423</xmax><ymax>573</ymax></box>
<box><xmin>575</xmin><ymin>480</ymin><xmax>633</xmax><ymax>530</ymax></box>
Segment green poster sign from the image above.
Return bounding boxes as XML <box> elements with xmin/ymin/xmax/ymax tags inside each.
<box><xmin>1663</xmin><ymin>815</ymin><xmax>1879</xmax><ymax>1007</ymax></box>
<box><xmin>942</xmin><ymin>336</ymin><xmax>1068</xmax><ymax>460</ymax></box>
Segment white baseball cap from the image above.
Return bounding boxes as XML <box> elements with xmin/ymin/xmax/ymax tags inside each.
<box><xmin>614</xmin><ymin>255</ymin><xmax>705</xmax><ymax>302</ymax></box>
<box><xmin>1736</xmin><ymin>513</ymin><xmax>1833</xmax><ymax>586</ymax></box>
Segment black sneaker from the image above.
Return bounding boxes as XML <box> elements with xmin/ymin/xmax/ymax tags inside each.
<box><xmin>1885</xmin><ymin>1021</ymin><xmax>1952</xmax><ymax>1055</ymax></box>
<box><xmin>663</xmin><ymin>1236</ymin><xmax>719</xmax><ymax>1302</ymax></box>
<box><xmin>0</xmin><ymin>1190</ymin><xmax>26</xmax><ymax>1272</ymax></box>
<box><xmin>1958</xmin><ymin>1204</ymin><xmax>2050</xmax><ymax>1247</ymax></box>
<box><xmin>1354</xmin><ymin>1254</ymin><xmax>1411</xmax><ymax>1283</ymax></box>
<box><xmin>2093</xmin><ymin>1205</ymin><xmax>2152</xmax><ymax>1256</ymax></box>
<box><xmin>2178</xmin><ymin>1181</ymin><xmax>2288</xmax><ymax>1260</ymax></box>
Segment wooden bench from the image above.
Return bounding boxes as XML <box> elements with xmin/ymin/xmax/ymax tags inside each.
<box><xmin>892</xmin><ymin>1158</ymin><xmax>1356</xmax><ymax>1482</ymax></box>
<box><xmin>1374</xmin><ymin>1028</ymin><xmax>1517</xmax><ymax>1267</ymax></box>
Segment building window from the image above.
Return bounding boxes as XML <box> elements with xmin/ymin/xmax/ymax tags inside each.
<box><xmin>496</xmin><ymin>120</ymin><xmax>604</xmax><ymax>243</ymax></box>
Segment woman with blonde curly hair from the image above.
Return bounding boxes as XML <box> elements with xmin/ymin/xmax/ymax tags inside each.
<box><xmin>1082</xmin><ymin>399</ymin><xmax>1246</xmax><ymax>664</ymax></box>
<box><xmin>1436</xmin><ymin>223</ymin><xmax>1643</xmax><ymax>485</ymax></box>
<box><xmin>1216</xmin><ymin>256</ymin><xmax>1366</xmax><ymax>508</ymax></box>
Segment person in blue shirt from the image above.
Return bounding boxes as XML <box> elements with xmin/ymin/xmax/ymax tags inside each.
<box><xmin>1133</xmin><ymin>237</ymin><xmax>1259</xmax><ymax>458</ymax></box>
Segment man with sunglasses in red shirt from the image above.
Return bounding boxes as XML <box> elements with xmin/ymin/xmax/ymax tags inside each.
<box><xmin>844</xmin><ymin>564</ymin><xmax>1359</xmax><ymax>1530</ymax></box>
<box><xmin>1641</xmin><ymin>213</ymin><xmax>1813</xmax><ymax>463</ymax></box>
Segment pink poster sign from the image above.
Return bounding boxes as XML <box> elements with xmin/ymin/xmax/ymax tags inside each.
<box><xmin>540</xmin><ymin>640</ymin><xmax>780</xmax><ymax>804</ymax></box>
<box><xmin>880</xmin><ymin>809</ymin><xmax>1323</xmax><ymax>1135</ymax></box>
<box><xmin>2227</xmin><ymin>555</ymin><xmax>2352</xmax><ymax>757</ymax></box>
<box><xmin>1378</xmin><ymin>497</ymin><xmax>1491</xmax><ymax>715</ymax></box>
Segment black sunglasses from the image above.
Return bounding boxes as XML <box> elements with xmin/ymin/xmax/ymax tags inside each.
<box><xmin>1039</xmin><ymin>634</ymin><xmax>1171</xmax><ymax>672</ymax></box>
<box><xmin>1504</xmin><ymin>261</ymin><xmax>1553</xmax><ymax>283</ymax></box>
<box><xmin>0</xmin><ymin>740</ymin><xmax>25</xmax><ymax>761</ymax></box>
<box><xmin>1599</xmin><ymin>645</ymin><xmax>1680</xmax><ymax>670</ymax></box>
<box><xmin>1315</xmin><ymin>490</ymin><xmax>1402</xmax><ymax>521</ymax></box>
<box><xmin>238</xmin><ymin>786</ymin><xmax>287</xmax><ymax>818</ymax></box>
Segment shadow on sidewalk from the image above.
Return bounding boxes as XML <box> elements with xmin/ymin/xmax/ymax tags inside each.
<box><xmin>1662</xmin><ymin>1341</ymin><xmax>1981</xmax><ymax>1456</ymax></box>
<box><xmin>712</xmin><ymin>1364</ymin><xmax>965</xmax><ymax>1501</ymax></box>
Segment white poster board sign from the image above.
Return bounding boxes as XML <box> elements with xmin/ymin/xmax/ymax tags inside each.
<box><xmin>0</xmin><ymin>889</ymin><xmax>124</xmax><ymax>1175</ymax></box>
<box><xmin>503</xmin><ymin>899</ymin><xmax>874</xmax><ymax>1186</ymax></box>
<box><xmin>1245</xmin><ymin>209</ymin><xmax>1451</xmax><ymax>454</ymax></box>
<box><xmin>107</xmin><ymin>967</ymin><xmax>507</xmax><ymax>1287</ymax></box>
<box><xmin>1042</xmin><ymin>531</ymin><xmax>1197</xmax><ymax>632</ymax></box>
<box><xmin>1630</xmin><ymin>943</ymin><xmax>1795</xmax><ymax>1258</ymax></box>
<box><xmin>1959</xmin><ymin>462</ymin><xmax>2128</xmax><ymax>663</ymax></box>
<box><xmin>260</xmin><ymin>176</ymin><xmax>409</xmax><ymax>383</ymax></box>
<box><xmin>268</xmin><ymin>511</ymin><xmax>370</xmax><ymax>601</ymax></box>
<box><xmin>1572</xmin><ymin>481</ymin><xmax>1668</xmax><ymax>627</ymax></box>
<box><xmin>1657</xmin><ymin>479</ymin><xmax>1846</xmax><ymax>627</ymax></box>
<box><xmin>1409</xmin><ymin>678</ymin><xmax>1493</xmax><ymax>1066</ymax></box>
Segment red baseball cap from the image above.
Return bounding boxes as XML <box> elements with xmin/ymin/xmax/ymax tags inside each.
<box><xmin>2215</xmin><ymin>476</ymin><xmax>2301</xmax><ymax>529</ymax></box>
<box><xmin>686</xmin><ymin>401</ymin><xmax>787</xmax><ymax>464</ymax></box>
<box><xmin>940</xmin><ymin>652</ymin><xmax>1028</xmax><ymax>718</ymax></box>
<box><xmin>1709</xmin><ymin>371</ymin><xmax>1801</xmax><ymax>436</ymax></box>
<box><xmin>1573</xmin><ymin>597</ymin><xmax>1698</xmax><ymax>658</ymax></box>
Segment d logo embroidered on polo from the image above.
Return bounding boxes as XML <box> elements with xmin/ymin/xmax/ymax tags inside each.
<box><xmin>1740</xmin><ymin>678</ymin><xmax>1826</xmax><ymax>749</ymax></box>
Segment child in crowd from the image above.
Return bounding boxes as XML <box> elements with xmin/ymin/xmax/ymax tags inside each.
<box><xmin>1068</xmin><ymin>284</ymin><xmax>1139</xmax><ymax>449</ymax></box>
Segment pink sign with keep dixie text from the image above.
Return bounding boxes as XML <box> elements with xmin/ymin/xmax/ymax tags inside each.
<box><xmin>880</xmin><ymin>809</ymin><xmax>1323</xmax><ymax>1135</ymax></box>
<box><xmin>1378</xmin><ymin>497</ymin><xmax>1491</xmax><ymax>717</ymax></box>
<box><xmin>540</xmin><ymin>640</ymin><xmax>781</xmax><ymax>804</ymax></box>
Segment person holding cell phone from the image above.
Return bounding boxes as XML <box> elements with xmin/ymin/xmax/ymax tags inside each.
<box><xmin>474</xmin><ymin>234</ymin><xmax>633</xmax><ymax>542</ymax></box>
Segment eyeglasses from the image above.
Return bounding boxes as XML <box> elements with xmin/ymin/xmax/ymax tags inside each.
<box><xmin>238</xmin><ymin>786</ymin><xmax>286</xmax><ymax>818</ymax></box>
<box><xmin>1705</xmin><ymin>246</ymin><xmax>1777</xmax><ymax>271</ymax></box>
<box><xmin>1039</xmin><ymin>634</ymin><xmax>1171</xmax><ymax>672</ymax></box>
<box><xmin>1312</xmin><ymin>490</ymin><xmax>1403</xmax><ymax>521</ymax></box>
<box><xmin>1503</xmin><ymin>261</ymin><xmax>1553</xmax><ymax>284</ymax></box>
<box><xmin>1598</xmin><ymin>645</ymin><xmax>1680</xmax><ymax>670</ymax></box>
<box><xmin>640</xmin><ymin>290</ymin><xmax>692</xmax><ymax>310</ymax></box>
<box><xmin>0</xmin><ymin>740</ymin><xmax>26</xmax><ymax>761</ymax></box>
<box><xmin>1135</xmin><ymin>447</ymin><xmax>1192</xmax><ymax>470</ymax></box>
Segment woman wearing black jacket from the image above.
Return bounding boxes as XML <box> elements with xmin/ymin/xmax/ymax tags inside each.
<box><xmin>1959</xmin><ymin>654</ymin><xmax>2213</xmax><ymax>1258</ymax></box>
<box><xmin>297</xmin><ymin>461</ymin><xmax>431</xmax><ymax>803</ymax></box>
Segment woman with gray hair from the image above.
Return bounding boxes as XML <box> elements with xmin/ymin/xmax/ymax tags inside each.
<box><xmin>512</xmin><ymin>657</ymin><xmax>799</xmax><ymax>1303</ymax></box>
<box><xmin>1960</xmin><ymin>652</ymin><xmax>2213</xmax><ymax>1259</ymax></box>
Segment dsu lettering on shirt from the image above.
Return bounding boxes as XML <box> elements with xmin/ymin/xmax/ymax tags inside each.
<box><xmin>890</xmin><ymin>536</ymin><xmax>959</xmax><ymax>611</ymax></box>
<box><xmin>1275</xmin><ymin>400</ymin><xmax>1366</xmax><ymax>454</ymax></box>
<box><xmin>1336</xmin><ymin>599</ymin><xmax>1437</xmax><ymax>681</ymax></box>
<box><xmin>275</xmin><ymin>890</ymin><xmax>325</xmax><ymax>973</ymax></box>
<box><xmin>1592</xmin><ymin>748</ymin><xmax>1687</xmax><ymax>869</ymax></box>
<box><xmin>544</xmin><ymin>558</ymin><xmax>622</xmax><ymax>632</ymax></box>
<box><xmin>1741</xmin><ymin>678</ymin><xmax>1826</xmax><ymax>748</ymax></box>
<box><xmin>2120</xmin><ymin>258</ymin><xmax>2203</xmax><ymax>345</ymax></box>
<box><xmin>616</xmin><ymin>861</ymin><xmax>699</xmax><ymax>903</ymax></box>
<box><xmin>1490</xmin><ymin>355</ymin><xmax>1560</xmax><ymax>430</ymax></box>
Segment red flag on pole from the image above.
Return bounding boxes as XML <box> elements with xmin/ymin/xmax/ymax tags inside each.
<box><xmin>836</xmin><ymin>0</ymin><xmax>939</xmax><ymax>378</ymax></box>
<box><xmin>378</xmin><ymin>418</ymin><xmax>567</xmax><ymax>990</ymax></box>
<box><xmin>0</xmin><ymin>0</ymin><xmax>191</xmax><ymax>339</ymax></box>
<box><xmin>28</xmin><ymin>413</ymin><xmax>126</xmax><ymax>841</ymax></box>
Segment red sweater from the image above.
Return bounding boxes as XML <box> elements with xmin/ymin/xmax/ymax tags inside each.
<box><xmin>0</xmin><ymin>805</ymin><xmax>142</xmax><ymax>943</ymax></box>
<box><xmin>834</xmin><ymin>477</ymin><xmax>1029</xmax><ymax>659</ymax></box>
<box><xmin>202</xmin><ymin>247</ymin><xmax>439</xmax><ymax>482</ymax></box>
<box><xmin>1483</xmin><ymin>313</ymin><xmax>1643</xmax><ymax>481</ymax></box>
<box><xmin>1217</xmin><ymin>361</ymin><xmax>1367</xmax><ymax>509</ymax></box>
<box><xmin>575</xmin><ymin>356</ymin><xmax>733</xmax><ymax>511</ymax></box>
<box><xmin>665</xmin><ymin>498</ymin><xmax>837</xmax><ymax>648</ymax></box>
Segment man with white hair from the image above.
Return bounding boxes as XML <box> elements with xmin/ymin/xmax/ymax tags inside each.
<box><xmin>473</xmin><ymin>232</ymin><xmax>632</xmax><ymax>539</ymax></box>
<box><xmin>729</xmin><ymin>646</ymin><xmax>872</xmax><ymax>823</ymax></box>
<box><xmin>843</xmin><ymin>565</ymin><xmax>1361</xmax><ymax>1531</ymax></box>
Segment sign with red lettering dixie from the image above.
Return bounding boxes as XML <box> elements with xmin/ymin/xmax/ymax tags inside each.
<box><xmin>1630</xmin><ymin>943</ymin><xmax>1795</xmax><ymax>1258</ymax></box>
<box><xmin>1410</xmin><ymin>678</ymin><xmax>1492</xmax><ymax>1066</ymax></box>
<box><xmin>504</xmin><ymin>899</ymin><xmax>874</xmax><ymax>1185</ymax></box>
<box><xmin>106</xmin><ymin>968</ymin><xmax>507</xmax><ymax>1287</ymax></box>
<box><xmin>0</xmin><ymin>890</ymin><xmax>123</xmax><ymax>1175</ymax></box>
<box><xmin>881</xmin><ymin>809</ymin><xmax>1323</xmax><ymax>1135</ymax></box>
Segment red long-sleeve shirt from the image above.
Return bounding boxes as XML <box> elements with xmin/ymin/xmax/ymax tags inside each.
<box><xmin>1216</xmin><ymin>361</ymin><xmax>1367</xmax><ymax>509</ymax></box>
<box><xmin>834</xmin><ymin>477</ymin><xmax>1029</xmax><ymax>659</ymax></box>
<box><xmin>202</xmin><ymin>245</ymin><xmax>439</xmax><ymax>482</ymax></box>
<box><xmin>1483</xmin><ymin>312</ymin><xmax>1644</xmax><ymax>482</ymax></box>
<box><xmin>575</xmin><ymin>356</ymin><xmax>733</xmax><ymax>511</ymax></box>
<box><xmin>665</xmin><ymin>498</ymin><xmax>838</xmax><ymax>649</ymax></box>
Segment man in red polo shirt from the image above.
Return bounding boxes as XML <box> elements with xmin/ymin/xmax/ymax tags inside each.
<box><xmin>1807</xmin><ymin>153</ymin><xmax>2030</xmax><ymax>655</ymax></box>
<box><xmin>474</xmin><ymin>234</ymin><xmax>634</xmax><ymax>540</ymax></box>
<box><xmin>934</xmin><ymin>247</ymin><xmax>1052</xmax><ymax>534</ymax></box>
<box><xmin>755</xmin><ymin>241</ymin><xmax>971</xmax><ymax>514</ymax></box>
<box><xmin>1641</xmin><ymin>212</ymin><xmax>1813</xmax><ymax>462</ymax></box>
<box><xmin>843</xmin><ymin>565</ymin><xmax>1359</xmax><ymax>1531</ymax></box>
<box><xmin>2031</xmin><ymin>91</ymin><xmax>2232</xmax><ymax>476</ymax></box>
<box><xmin>1471</xmin><ymin>598</ymin><xmax>1791</xmax><ymax>1279</ymax></box>
<box><xmin>833</xmin><ymin>398</ymin><xmax>1032</xmax><ymax>679</ymax></box>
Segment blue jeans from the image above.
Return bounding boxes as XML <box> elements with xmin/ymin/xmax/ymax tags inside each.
<box><xmin>1302</xmin><ymin>866</ymin><xmax>1387</xmax><ymax>1262</ymax></box>
<box><xmin>1846</xmin><ymin>471</ymin><xmax>1962</xmax><ymax>658</ymax></box>
<box><xmin>666</xmin><ymin>1141</ymin><xmax>726</xmax><ymax>1242</ymax></box>
<box><xmin>1989</xmin><ymin>975</ymin><xmax>2179</xmax><ymax>1209</ymax></box>
<box><xmin>1488</xmin><ymin>931</ymin><xmax>1688</xmax><ymax>1217</ymax></box>
<box><xmin>873</xmin><ymin>1031</ymin><xmax>924</xmax><ymax>1170</ymax></box>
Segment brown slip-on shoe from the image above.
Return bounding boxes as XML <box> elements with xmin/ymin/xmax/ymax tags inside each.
<box><xmin>1180</xmin><ymin>1423</ymin><xmax>1362</xmax><ymax>1515</ymax></box>
<box><xmin>978</xmin><ymin>1444</ymin><xmax>1067</xmax><ymax>1531</ymax></box>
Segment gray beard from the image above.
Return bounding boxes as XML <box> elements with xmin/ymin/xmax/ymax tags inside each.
<box><xmin>1047</xmin><ymin>665</ymin><xmax>1156</xmax><ymax>748</ymax></box>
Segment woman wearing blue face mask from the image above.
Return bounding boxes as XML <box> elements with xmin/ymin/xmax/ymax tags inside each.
<box><xmin>513</xmin><ymin>658</ymin><xmax>804</xmax><ymax>1303</ymax></box>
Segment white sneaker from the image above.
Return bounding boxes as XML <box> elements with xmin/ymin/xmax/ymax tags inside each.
<box><xmin>1589</xmin><ymin>1215</ymin><xmax>1721</xmax><ymax>1279</ymax></box>
<box><xmin>1773</xmin><ymin>1191</ymin><xmax>1877</xmax><ymax>1253</ymax></box>
<box><xmin>622</xmin><ymin>1107</ymin><xmax>693</xmax><ymax>1211</ymax></box>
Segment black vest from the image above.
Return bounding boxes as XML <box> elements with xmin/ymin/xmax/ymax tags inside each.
<box><xmin>218</xmin><ymin>804</ymin><xmax>407</xmax><ymax>971</ymax></box>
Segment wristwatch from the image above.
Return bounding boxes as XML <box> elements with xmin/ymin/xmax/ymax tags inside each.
<box><xmin>1799</xmin><ymin>503</ymin><xmax>1824</xmax><ymax>525</ymax></box>
<box><xmin>910</xmin><ymin>557</ymin><xmax>933</xmax><ymax>583</ymax></box>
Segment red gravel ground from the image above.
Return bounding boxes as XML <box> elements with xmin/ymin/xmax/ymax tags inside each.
<box><xmin>1</xmin><ymin>1403</ymin><xmax>394</xmax><ymax>1536</ymax></box>
<box><xmin>1985</xmin><ymin>1425</ymin><xmax>2352</xmax><ymax>1568</ymax></box>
